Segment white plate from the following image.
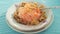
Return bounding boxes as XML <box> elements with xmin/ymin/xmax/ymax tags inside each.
<box><xmin>6</xmin><ymin>2</ymin><xmax>54</xmax><ymax>33</ymax></box>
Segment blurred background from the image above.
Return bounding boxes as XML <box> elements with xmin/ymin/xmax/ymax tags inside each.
<box><xmin>0</xmin><ymin>0</ymin><xmax>60</xmax><ymax>34</ymax></box>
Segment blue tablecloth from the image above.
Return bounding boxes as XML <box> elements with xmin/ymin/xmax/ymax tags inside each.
<box><xmin>0</xmin><ymin>0</ymin><xmax>60</xmax><ymax>34</ymax></box>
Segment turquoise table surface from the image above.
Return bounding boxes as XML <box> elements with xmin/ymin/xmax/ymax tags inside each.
<box><xmin>0</xmin><ymin>0</ymin><xmax>60</xmax><ymax>34</ymax></box>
